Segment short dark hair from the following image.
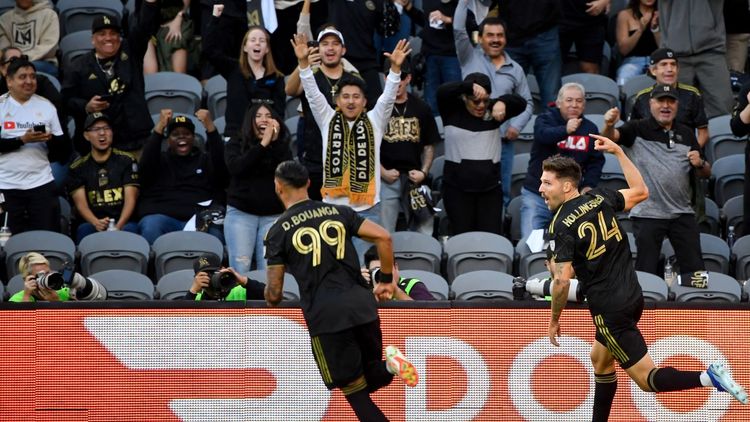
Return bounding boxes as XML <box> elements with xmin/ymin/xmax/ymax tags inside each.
<box><xmin>275</xmin><ymin>160</ymin><xmax>309</xmax><ymax>188</ymax></box>
<box><xmin>336</xmin><ymin>74</ymin><xmax>367</xmax><ymax>97</ymax></box>
<box><xmin>479</xmin><ymin>16</ymin><xmax>507</xmax><ymax>35</ymax></box>
<box><xmin>6</xmin><ymin>57</ymin><xmax>34</xmax><ymax>78</ymax></box>
<box><xmin>364</xmin><ymin>245</ymin><xmax>379</xmax><ymax>268</ymax></box>
<box><xmin>542</xmin><ymin>155</ymin><xmax>582</xmax><ymax>187</ymax></box>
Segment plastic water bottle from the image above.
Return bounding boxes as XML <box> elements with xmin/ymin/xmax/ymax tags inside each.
<box><xmin>0</xmin><ymin>226</ymin><xmax>10</xmax><ymax>248</ymax></box>
<box><xmin>107</xmin><ymin>219</ymin><xmax>117</xmax><ymax>231</ymax></box>
<box><xmin>727</xmin><ymin>226</ymin><xmax>736</xmax><ymax>248</ymax></box>
<box><xmin>664</xmin><ymin>258</ymin><xmax>674</xmax><ymax>286</ymax></box>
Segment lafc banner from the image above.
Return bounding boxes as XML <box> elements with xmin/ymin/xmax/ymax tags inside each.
<box><xmin>0</xmin><ymin>307</ymin><xmax>748</xmax><ymax>421</ymax></box>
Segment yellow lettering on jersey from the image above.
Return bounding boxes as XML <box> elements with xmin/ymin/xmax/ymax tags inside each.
<box><xmin>577</xmin><ymin>210</ymin><xmax>623</xmax><ymax>260</ymax></box>
<box><xmin>283</xmin><ymin>206</ymin><xmax>341</xmax><ymax>231</ymax></box>
<box><xmin>562</xmin><ymin>195</ymin><xmax>604</xmax><ymax>227</ymax></box>
<box><xmin>292</xmin><ymin>220</ymin><xmax>347</xmax><ymax>267</ymax></box>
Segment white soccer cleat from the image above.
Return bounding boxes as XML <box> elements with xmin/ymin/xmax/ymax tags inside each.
<box><xmin>385</xmin><ymin>345</ymin><xmax>418</xmax><ymax>387</ymax></box>
<box><xmin>707</xmin><ymin>362</ymin><xmax>748</xmax><ymax>405</ymax></box>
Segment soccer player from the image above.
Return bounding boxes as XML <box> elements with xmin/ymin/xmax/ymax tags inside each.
<box><xmin>264</xmin><ymin>160</ymin><xmax>418</xmax><ymax>422</ymax></box>
<box><xmin>541</xmin><ymin>135</ymin><xmax>748</xmax><ymax>421</ymax></box>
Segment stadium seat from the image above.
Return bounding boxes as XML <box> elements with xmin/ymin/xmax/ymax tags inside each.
<box><xmin>711</xmin><ymin>154</ymin><xmax>745</xmax><ymax>206</ymax></box>
<box><xmin>3</xmin><ymin>231</ymin><xmax>76</xmax><ymax>279</ymax></box>
<box><xmin>515</xmin><ymin>114</ymin><xmax>536</xmax><ymax>154</ymax></box>
<box><xmin>57</xmin><ymin>0</ymin><xmax>124</xmax><ymax>35</ymax></box>
<box><xmin>621</xmin><ymin>74</ymin><xmax>653</xmax><ymax>116</ymax></box>
<box><xmin>444</xmin><ymin>232</ymin><xmax>513</xmax><ymax>282</ymax></box>
<box><xmin>561</xmin><ymin>73</ymin><xmax>620</xmax><ymax>114</ymax></box>
<box><xmin>155</xmin><ymin>269</ymin><xmax>194</xmax><ymax>300</ymax></box>
<box><xmin>731</xmin><ymin>235</ymin><xmax>750</xmax><ymax>281</ymax></box>
<box><xmin>399</xmin><ymin>269</ymin><xmax>449</xmax><ymax>300</ymax></box>
<box><xmin>722</xmin><ymin>195</ymin><xmax>744</xmax><ymax>236</ymax></box>
<box><xmin>391</xmin><ymin>231</ymin><xmax>442</xmax><ymax>274</ymax></box>
<box><xmin>699</xmin><ymin>197</ymin><xmax>721</xmax><ymax>237</ymax></box>
<box><xmin>78</xmin><ymin>231</ymin><xmax>151</xmax><ymax>276</ymax></box>
<box><xmin>661</xmin><ymin>233</ymin><xmax>730</xmax><ymax>275</ymax></box>
<box><xmin>627</xmin><ymin>232</ymin><xmax>638</xmax><ymax>266</ymax></box>
<box><xmin>152</xmin><ymin>231</ymin><xmax>224</xmax><ymax>281</ymax></box>
<box><xmin>511</xmin><ymin>153</ymin><xmax>530</xmax><ymax>198</ymax></box>
<box><xmin>706</xmin><ymin>115</ymin><xmax>745</xmax><ymax>163</ymax></box>
<box><xmin>585</xmin><ymin>113</ymin><xmax>624</xmax><ymax>133</ymax></box>
<box><xmin>5</xmin><ymin>274</ymin><xmax>23</xmax><ymax>298</ymax></box>
<box><xmin>89</xmin><ymin>269</ymin><xmax>155</xmax><ymax>300</ymax></box>
<box><xmin>597</xmin><ymin>153</ymin><xmax>628</xmax><ymax>192</ymax></box>
<box><xmin>669</xmin><ymin>272</ymin><xmax>742</xmax><ymax>303</ymax></box>
<box><xmin>516</xmin><ymin>239</ymin><xmax>548</xmax><ymax>279</ymax></box>
<box><xmin>38</xmin><ymin>72</ymin><xmax>62</xmax><ymax>93</ymax></box>
<box><xmin>0</xmin><ymin>0</ymin><xmax>15</xmax><ymax>16</ymax></box>
<box><xmin>504</xmin><ymin>195</ymin><xmax>523</xmax><ymax>244</ymax></box>
<box><xmin>246</xmin><ymin>269</ymin><xmax>300</xmax><ymax>301</ymax></box>
<box><xmin>60</xmin><ymin>30</ymin><xmax>93</xmax><ymax>70</ymax></box>
<box><xmin>450</xmin><ymin>270</ymin><xmax>515</xmax><ymax>301</ymax></box>
<box><xmin>204</xmin><ymin>74</ymin><xmax>227</xmax><ymax>119</ymax></box>
<box><xmin>429</xmin><ymin>155</ymin><xmax>445</xmax><ymax>194</ymax></box>
<box><xmin>434</xmin><ymin>115</ymin><xmax>444</xmax><ymax>141</ymax></box>
<box><xmin>284</xmin><ymin>115</ymin><xmax>300</xmax><ymax>145</ymax></box>
<box><xmin>59</xmin><ymin>196</ymin><xmax>72</xmax><ymax>237</ymax></box>
<box><xmin>526</xmin><ymin>74</ymin><xmax>543</xmax><ymax>114</ymax></box>
<box><xmin>144</xmin><ymin>72</ymin><xmax>203</xmax><ymax>116</ymax></box>
<box><xmin>636</xmin><ymin>271</ymin><xmax>669</xmax><ymax>302</ymax></box>
<box><xmin>0</xmin><ymin>280</ymin><xmax>4</xmax><ymax>301</ymax></box>
<box><xmin>214</xmin><ymin>116</ymin><xmax>226</xmax><ymax>137</ymax></box>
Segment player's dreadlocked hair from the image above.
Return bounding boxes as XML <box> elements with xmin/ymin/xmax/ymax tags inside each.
<box><xmin>542</xmin><ymin>154</ymin><xmax>582</xmax><ymax>187</ymax></box>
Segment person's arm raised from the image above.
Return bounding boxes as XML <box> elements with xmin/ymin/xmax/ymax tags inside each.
<box><xmin>591</xmin><ymin>134</ymin><xmax>648</xmax><ymax>211</ymax></box>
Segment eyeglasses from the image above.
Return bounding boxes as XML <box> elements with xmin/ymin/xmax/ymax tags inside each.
<box><xmin>1</xmin><ymin>54</ymin><xmax>28</xmax><ymax>65</ymax></box>
<box><xmin>468</xmin><ymin>97</ymin><xmax>489</xmax><ymax>105</ymax></box>
<box><xmin>86</xmin><ymin>125</ymin><xmax>112</xmax><ymax>133</ymax></box>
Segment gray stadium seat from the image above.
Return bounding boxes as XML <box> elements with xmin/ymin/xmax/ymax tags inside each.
<box><xmin>511</xmin><ymin>153</ymin><xmax>530</xmax><ymax>198</ymax></box>
<box><xmin>60</xmin><ymin>30</ymin><xmax>93</xmax><ymax>70</ymax></box>
<box><xmin>621</xmin><ymin>74</ymin><xmax>653</xmax><ymax>116</ymax></box>
<box><xmin>0</xmin><ymin>0</ymin><xmax>15</xmax><ymax>15</ymax></box>
<box><xmin>706</xmin><ymin>115</ymin><xmax>745</xmax><ymax>163</ymax></box>
<box><xmin>669</xmin><ymin>272</ymin><xmax>742</xmax><ymax>303</ymax></box>
<box><xmin>38</xmin><ymin>72</ymin><xmax>62</xmax><ymax>93</ymax></box>
<box><xmin>561</xmin><ymin>73</ymin><xmax>620</xmax><ymax>114</ymax></box>
<box><xmin>450</xmin><ymin>270</ymin><xmax>515</xmax><ymax>301</ymax></box>
<box><xmin>711</xmin><ymin>154</ymin><xmax>745</xmax><ymax>206</ymax></box>
<box><xmin>5</xmin><ymin>274</ymin><xmax>24</xmax><ymax>298</ymax></box>
<box><xmin>0</xmin><ymin>280</ymin><xmax>4</xmax><ymax>301</ymax></box>
<box><xmin>144</xmin><ymin>72</ymin><xmax>203</xmax><ymax>115</ymax></box>
<box><xmin>444</xmin><ymin>232</ymin><xmax>514</xmax><ymax>282</ymax></box>
<box><xmin>585</xmin><ymin>113</ymin><xmax>624</xmax><ymax>133</ymax></box>
<box><xmin>152</xmin><ymin>231</ymin><xmax>224</xmax><ymax>281</ymax></box>
<box><xmin>57</xmin><ymin>0</ymin><xmax>124</xmax><ymax>35</ymax></box>
<box><xmin>155</xmin><ymin>269</ymin><xmax>194</xmax><ymax>300</ymax></box>
<box><xmin>661</xmin><ymin>233</ymin><xmax>730</xmax><ymax>275</ymax></box>
<box><xmin>89</xmin><ymin>269</ymin><xmax>155</xmax><ymax>300</ymax></box>
<box><xmin>636</xmin><ymin>271</ymin><xmax>669</xmax><ymax>302</ymax></box>
<box><xmin>516</xmin><ymin>239</ymin><xmax>548</xmax><ymax>279</ymax></box>
<box><xmin>204</xmin><ymin>74</ymin><xmax>227</xmax><ymax>119</ymax></box>
<box><xmin>731</xmin><ymin>235</ymin><xmax>750</xmax><ymax>281</ymax></box>
<box><xmin>399</xmin><ymin>269</ymin><xmax>449</xmax><ymax>300</ymax></box>
<box><xmin>391</xmin><ymin>231</ymin><xmax>442</xmax><ymax>274</ymax></box>
<box><xmin>699</xmin><ymin>197</ymin><xmax>721</xmax><ymax>237</ymax></box>
<box><xmin>246</xmin><ymin>269</ymin><xmax>300</xmax><ymax>301</ymax></box>
<box><xmin>429</xmin><ymin>155</ymin><xmax>445</xmax><ymax>194</ymax></box>
<box><xmin>598</xmin><ymin>153</ymin><xmax>628</xmax><ymax>192</ymax></box>
<box><xmin>59</xmin><ymin>196</ymin><xmax>72</xmax><ymax>236</ymax></box>
<box><xmin>504</xmin><ymin>195</ymin><xmax>523</xmax><ymax>244</ymax></box>
<box><xmin>214</xmin><ymin>116</ymin><xmax>226</xmax><ymax>137</ymax></box>
<box><xmin>434</xmin><ymin>115</ymin><xmax>444</xmax><ymax>141</ymax></box>
<box><xmin>722</xmin><ymin>195</ymin><xmax>744</xmax><ymax>236</ymax></box>
<box><xmin>515</xmin><ymin>114</ymin><xmax>536</xmax><ymax>154</ymax></box>
<box><xmin>78</xmin><ymin>231</ymin><xmax>150</xmax><ymax>276</ymax></box>
<box><xmin>526</xmin><ymin>74</ymin><xmax>543</xmax><ymax>114</ymax></box>
<box><xmin>3</xmin><ymin>231</ymin><xmax>76</xmax><ymax>279</ymax></box>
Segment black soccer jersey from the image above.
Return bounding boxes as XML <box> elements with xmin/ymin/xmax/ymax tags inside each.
<box><xmin>66</xmin><ymin>149</ymin><xmax>139</xmax><ymax>219</ymax></box>
<box><xmin>546</xmin><ymin>188</ymin><xmax>642</xmax><ymax>314</ymax></box>
<box><xmin>265</xmin><ymin>200</ymin><xmax>378</xmax><ymax>336</ymax></box>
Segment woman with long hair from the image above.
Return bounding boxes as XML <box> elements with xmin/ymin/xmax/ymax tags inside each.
<box><xmin>615</xmin><ymin>0</ymin><xmax>659</xmax><ymax>86</ymax></box>
<box><xmin>204</xmin><ymin>5</ymin><xmax>286</xmax><ymax>137</ymax></box>
<box><xmin>224</xmin><ymin>103</ymin><xmax>292</xmax><ymax>272</ymax></box>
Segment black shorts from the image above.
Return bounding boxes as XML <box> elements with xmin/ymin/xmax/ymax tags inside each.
<box><xmin>310</xmin><ymin>318</ymin><xmax>392</xmax><ymax>393</ymax></box>
<box><xmin>592</xmin><ymin>297</ymin><xmax>648</xmax><ymax>369</ymax></box>
<box><xmin>560</xmin><ymin>25</ymin><xmax>605</xmax><ymax>64</ymax></box>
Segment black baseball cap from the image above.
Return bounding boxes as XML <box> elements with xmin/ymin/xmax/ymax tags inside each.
<box><xmin>166</xmin><ymin>115</ymin><xmax>195</xmax><ymax>135</ymax></box>
<box><xmin>193</xmin><ymin>254</ymin><xmax>221</xmax><ymax>274</ymax></box>
<box><xmin>83</xmin><ymin>112</ymin><xmax>111</xmax><ymax>131</ymax></box>
<box><xmin>650</xmin><ymin>83</ymin><xmax>679</xmax><ymax>100</ymax></box>
<box><xmin>91</xmin><ymin>14</ymin><xmax>121</xmax><ymax>33</ymax></box>
<box><xmin>464</xmin><ymin>73</ymin><xmax>491</xmax><ymax>95</ymax></box>
<box><xmin>649</xmin><ymin>48</ymin><xmax>677</xmax><ymax>66</ymax></box>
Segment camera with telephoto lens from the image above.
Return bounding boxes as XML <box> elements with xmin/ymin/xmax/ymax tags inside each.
<box><xmin>203</xmin><ymin>270</ymin><xmax>238</xmax><ymax>299</ymax></box>
<box><xmin>513</xmin><ymin>276</ymin><xmax>582</xmax><ymax>302</ymax></box>
<box><xmin>35</xmin><ymin>262</ymin><xmax>75</xmax><ymax>291</ymax></box>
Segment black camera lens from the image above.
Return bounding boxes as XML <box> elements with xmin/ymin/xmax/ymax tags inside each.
<box><xmin>37</xmin><ymin>271</ymin><xmax>64</xmax><ymax>291</ymax></box>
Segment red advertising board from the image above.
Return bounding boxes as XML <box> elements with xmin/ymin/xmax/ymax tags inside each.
<box><xmin>0</xmin><ymin>306</ymin><xmax>748</xmax><ymax>421</ymax></box>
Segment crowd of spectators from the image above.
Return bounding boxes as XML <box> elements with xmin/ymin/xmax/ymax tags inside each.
<box><xmin>0</xmin><ymin>0</ymin><xmax>749</xmax><ymax>300</ymax></box>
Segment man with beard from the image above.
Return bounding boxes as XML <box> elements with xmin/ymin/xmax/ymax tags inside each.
<box><xmin>601</xmin><ymin>85</ymin><xmax>710</xmax><ymax>285</ymax></box>
<box><xmin>286</xmin><ymin>27</ymin><xmax>362</xmax><ymax>200</ymax></box>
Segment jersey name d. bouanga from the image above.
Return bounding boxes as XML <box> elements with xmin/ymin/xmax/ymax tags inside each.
<box><xmin>265</xmin><ymin>199</ymin><xmax>378</xmax><ymax>335</ymax></box>
<box><xmin>546</xmin><ymin>188</ymin><xmax>642</xmax><ymax>313</ymax></box>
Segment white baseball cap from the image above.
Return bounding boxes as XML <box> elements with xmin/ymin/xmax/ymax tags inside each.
<box><xmin>317</xmin><ymin>28</ymin><xmax>345</xmax><ymax>45</ymax></box>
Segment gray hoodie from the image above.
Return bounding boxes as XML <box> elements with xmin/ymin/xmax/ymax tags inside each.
<box><xmin>659</xmin><ymin>0</ymin><xmax>726</xmax><ymax>56</ymax></box>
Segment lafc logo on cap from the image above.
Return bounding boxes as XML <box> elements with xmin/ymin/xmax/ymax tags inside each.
<box><xmin>199</xmin><ymin>257</ymin><xmax>210</xmax><ymax>268</ymax></box>
<box><xmin>103</xmin><ymin>16</ymin><xmax>111</xmax><ymax>25</ymax></box>
<box><xmin>666</xmin><ymin>51</ymin><xmax>673</xmax><ymax>58</ymax></box>
<box><xmin>175</xmin><ymin>116</ymin><xmax>187</xmax><ymax>123</ymax></box>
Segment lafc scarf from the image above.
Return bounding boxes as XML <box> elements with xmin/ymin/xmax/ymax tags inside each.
<box><xmin>322</xmin><ymin>110</ymin><xmax>376</xmax><ymax>205</ymax></box>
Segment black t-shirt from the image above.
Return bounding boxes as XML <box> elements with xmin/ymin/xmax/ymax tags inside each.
<box><xmin>558</xmin><ymin>0</ymin><xmax>607</xmax><ymax>29</ymax></box>
<box><xmin>629</xmin><ymin>84</ymin><xmax>709</xmax><ymax>130</ymax></box>
<box><xmin>265</xmin><ymin>200</ymin><xmax>378</xmax><ymax>335</ymax></box>
<box><xmin>66</xmin><ymin>150</ymin><xmax>139</xmax><ymax>219</ymax></box>
<box><xmin>546</xmin><ymin>188</ymin><xmax>642</xmax><ymax>314</ymax></box>
<box><xmin>380</xmin><ymin>94</ymin><xmax>438</xmax><ymax>172</ymax></box>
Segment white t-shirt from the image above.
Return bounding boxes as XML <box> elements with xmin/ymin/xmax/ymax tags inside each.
<box><xmin>0</xmin><ymin>93</ymin><xmax>63</xmax><ymax>190</ymax></box>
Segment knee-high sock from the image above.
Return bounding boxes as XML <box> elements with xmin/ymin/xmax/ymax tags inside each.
<box><xmin>593</xmin><ymin>372</ymin><xmax>617</xmax><ymax>422</ymax></box>
<box><xmin>344</xmin><ymin>388</ymin><xmax>388</xmax><ymax>422</ymax></box>
<box><xmin>647</xmin><ymin>367</ymin><xmax>703</xmax><ymax>392</ymax></box>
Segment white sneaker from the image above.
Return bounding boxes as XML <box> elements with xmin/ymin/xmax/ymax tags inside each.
<box><xmin>707</xmin><ymin>362</ymin><xmax>748</xmax><ymax>405</ymax></box>
<box><xmin>385</xmin><ymin>345</ymin><xmax>418</xmax><ymax>387</ymax></box>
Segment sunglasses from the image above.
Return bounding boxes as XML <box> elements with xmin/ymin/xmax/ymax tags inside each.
<box><xmin>1</xmin><ymin>54</ymin><xmax>28</xmax><ymax>65</ymax></box>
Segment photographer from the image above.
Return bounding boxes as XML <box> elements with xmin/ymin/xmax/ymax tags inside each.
<box><xmin>184</xmin><ymin>254</ymin><xmax>265</xmax><ymax>301</ymax></box>
<box><xmin>9</xmin><ymin>252</ymin><xmax>107</xmax><ymax>302</ymax></box>
<box><xmin>361</xmin><ymin>245</ymin><xmax>435</xmax><ymax>301</ymax></box>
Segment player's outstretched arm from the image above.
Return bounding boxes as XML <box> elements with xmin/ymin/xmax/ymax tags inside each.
<box><xmin>265</xmin><ymin>264</ymin><xmax>286</xmax><ymax>307</ymax></box>
<box><xmin>591</xmin><ymin>134</ymin><xmax>648</xmax><ymax>212</ymax></box>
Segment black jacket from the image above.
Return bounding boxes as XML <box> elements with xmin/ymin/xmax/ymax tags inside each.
<box><xmin>137</xmin><ymin>129</ymin><xmax>229</xmax><ymax>220</ymax></box>
<box><xmin>61</xmin><ymin>1</ymin><xmax>160</xmax><ymax>153</ymax></box>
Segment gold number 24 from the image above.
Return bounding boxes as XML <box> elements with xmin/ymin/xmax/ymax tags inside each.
<box><xmin>577</xmin><ymin>211</ymin><xmax>622</xmax><ymax>260</ymax></box>
<box><xmin>292</xmin><ymin>220</ymin><xmax>346</xmax><ymax>266</ymax></box>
